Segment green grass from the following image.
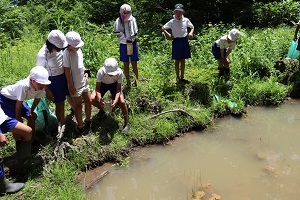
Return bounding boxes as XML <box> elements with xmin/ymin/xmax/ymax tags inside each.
<box><xmin>0</xmin><ymin>25</ymin><xmax>296</xmax><ymax>199</ymax></box>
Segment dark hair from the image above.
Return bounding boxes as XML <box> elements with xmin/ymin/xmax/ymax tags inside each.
<box><xmin>46</xmin><ymin>39</ymin><xmax>64</xmax><ymax>53</ymax></box>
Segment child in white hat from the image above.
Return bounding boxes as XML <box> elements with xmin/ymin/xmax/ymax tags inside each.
<box><xmin>212</xmin><ymin>28</ymin><xmax>240</xmax><ymax>80</ymax></box>
<box><xmin>36</xmin><ymin>29</ymin><xmax>71</xmax><ymax>134</ymax></box>
<box><xmin>114</xmin><ymin>4</ymin><xmax>139</xmax><ymax>87</ymax></box>
<box><xmin>91</xmin><ymin>58</ymin><xmax>130</xmax><ymax>133</ymax></box>
<box><xmin>0</xmin><ymin>66</ymin><xmax>50</xmax><ymax>166</ymax></box>
<box><xmin>63</xmin><ymin>31</ymin><xmax>92</xmax><ymax>134</ymax></box>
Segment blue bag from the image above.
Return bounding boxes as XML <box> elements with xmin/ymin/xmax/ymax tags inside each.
<box><xmin>287</xmin><ymin>40</ymin><xmax>300</xmax><ymax>59</ymax></box>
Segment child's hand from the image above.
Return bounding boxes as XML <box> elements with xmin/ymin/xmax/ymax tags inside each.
<box><xmin>188</xmin><ymin>33</ymin><xmax>193</xmax><ymax>40</ymax></box>
<box><xmin>69</xmin><ymin>86</ymin><xmax>77</xmax><ymax>95</ymax></box>
<box><xmin>0</xmin><ymin>134</ymin><xmax>8</xmax><ymax>146</ymax></box>
<box><xmin>226</xmin><ymin>58</ymin><xmax>231</xmax><ymax>63</ymax></box>
<box><xmin>166</xmin><ymin>33</ymin><xmax>172</xmax><ymax>40</ymax></box>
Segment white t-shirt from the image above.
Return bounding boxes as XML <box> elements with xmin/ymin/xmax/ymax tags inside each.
<box><xmin>63</xmin><ymin>48</ymin><xmax>87</xmax><ymax>89</ymax></box>
<box><xmin>96</xmin><ymin>67</ymin><xmax>123</xmax><ymax>84</ymax></box>
<box><xmin>1</xmin><ymin>77</ymin><xmax>45</xmax><ymax>101</ymax></box>
<box><xmin>0</xmin><ymin>106</ymin><xmax>8</xmax><ymax>126</ymax></box>
<box><xmin>36</xmin><ymin>44</ymin><xmax>64</xmax><ymax>76</ymax></box>
<box><xmin>215</xmin><ymin>35</ymin><xmax>236</xmax><ymax>50</ymax></box>
<box><xmin>163</xmin><ymin>16</ymin><xmax>194</xmax><ymax>38</ymax></box>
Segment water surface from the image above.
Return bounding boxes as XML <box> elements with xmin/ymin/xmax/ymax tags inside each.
<box><xmin>86</xmin><ymin>100</ymin><xmax>300</xmax><ymax>200</ymax></box>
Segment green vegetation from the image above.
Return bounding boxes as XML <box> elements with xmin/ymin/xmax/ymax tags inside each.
<box><xmin>0</xmin><ymin>0</ymin><xmax>299</xmax><ymax>199</ymax></box>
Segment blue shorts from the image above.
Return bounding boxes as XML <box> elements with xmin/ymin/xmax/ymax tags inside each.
<box><xmin>172</xmin><ymin>37</ymin><xmax>191</xmax><ymax>60</ymax></box>
<box><xmin>0</xmin><ymin>94</ymin><xmax>31</xmax><ymax>119</ymax></box>
<box><xmin>48</xmin><ymin>73</ymin><xmax>69</xmax><ymax>103</ymax></box>
<box><xmin>212</xmin><ymin>42</ymin><xmax>228</xmax><ymax>60</ymax></box>
<box><xmin>0</xmin><ymin>116</ymin><xmax>18</xmax><ymax>134</ymax></box>
<box><xmin>120</xmin><ymin>41</ymin><xmax>140</xmax><ymax>62</ymax></box>
<box><xmin>98</xmin><ymin>82</ymin><xmax>123</xmax><ymax>100</ymax></box>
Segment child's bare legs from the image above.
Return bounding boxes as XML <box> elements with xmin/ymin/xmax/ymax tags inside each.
<box><xmin>175</xmin><ymin>60</ymin><xmax>180</xmax><ymax>80</ymax></box>
<box><xmin>118</xmin><ymin>95</ymin><xmax>129</xmax><ymax>126</ymax></box>
<box><xmin>82</xmin><ymin>91</ymin><xmax>92</xmax><ymax>121</ymax></box>
<box><xmin>131</xmin><ymin>61</ymin><xmax>139</xmax><ymax>85</ymax></box>
<box><xmin>73</xmin><ymin>96</ymin><xmax>84</xmax><ymax>127</ymax></box>
<box><xmin>67</xmin><ymin>95</ymin><xmax>75</xmax><ymax>112</ymax></box>
<box><xmin>90</xmin><ymin>90</ymin><xmax>104</xmax><ymax>110</ymax></box>
<box><xmin>11</xmin><ymin>122</ymin><xmax>32</xmax><ymax>142</ymax></box>
<box><xmin>55</xmin><ymin>101</ymin><xmax>65</xmax><ymax>126</ymax></box>
<box><xmin>180</xmin><ymin>59</ymin><xmax>186</xmax><ymax>79</ymax></box>
<box><xmin>123</xmin><ymin>62</ymin><xmax>130</xmax><ymax>86</ymax></box>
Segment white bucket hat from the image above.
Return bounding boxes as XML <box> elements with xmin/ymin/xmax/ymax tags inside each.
<box><xmin>30</xmin><ymin>66</ymin><xmax>51</xmax><ymax>85</ymax></box>
<box><xmin>47</xmin><ymin>30</ymin><xmax>68</xmax><ymax>49</ymax></box>
<box><xmin>228</xmin><ymin>29</ymin><xmax>240</xmax><ymax>41</ymax></box>
<box><xmin>66</xmin><ymin>31</ymin><xmax>84</xmax><ymax>48</ymax></box>
<box><xmin>103</xmin><ymin>58</ymin><xmax>119</xmax><ymax>76</ymax></box>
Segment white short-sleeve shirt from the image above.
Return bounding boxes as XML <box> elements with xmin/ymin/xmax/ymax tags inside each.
<box><xmin>63</xmin><ymin>48</ymin><xmax>87</xmax><ymax>89</ymax></box>
<box><xmin>36</xmin><ymin>44</ymin><xmax>64</xmax><ymax>76</ymax></box>
<box><xmin>0</xmin><ymin>106</ymin><xmax>8</xmax><ymax>126</ymax></box>
<box><xmin>96</xmin><ymin>67</ymin><xmax>123</xmax><ymax>84</ymax></box>
<box><xmin>163</xmin><ymin>16</ymin><xmax>194</xmax><ymax>38</ymax></box>
<box><xmin>1</xmin><ymin>77</ymin><xmax>45</xmax><ymax>101</ymax></box>
<box><xmin>215</xmin><ymin>35</ymin><xmax>236</xmax><ymax>50</ymax></box>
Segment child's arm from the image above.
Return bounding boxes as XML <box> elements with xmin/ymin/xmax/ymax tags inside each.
<box><xmin>95</xmin><ymin>82</ymin><xmax>104</xmax><ymax>109</ymax></box>
<box><xmin>45</xmin><ymin>86</ymin><xmax>54</xmax><ymax>102</ymax></box>
<box><xmin>64</xmin><ymin>67</ymin><xmax>77</xmax><ymax>95</ymax></box>
<box><xmin>15</xmin><ymin>100</ymin><xmax>23</xmax><ymax>122</ymax></box>
<box><xmin>0</xmin><ymin>134</ymin><xmax>8</xmax><ymax>146</ymax></box>
<box><xmin>30</xmin><ymin>98</ymin><xmax>40</xmax><ymax>120</ymax></box>
<box><xmin>161</xmin><ymin>26</ymin><xmax>172</xmax><ymax>40</ymax></box>
<box><xmin>112</xmin><ymin>83</ymin><xmax>122</xmax><ymax>109</ymax></box>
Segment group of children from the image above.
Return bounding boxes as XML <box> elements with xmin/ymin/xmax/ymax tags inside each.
<box><xmin>0</xmin><ymin>3</ymin><xmax>241</xmax><ymax>195</ymax></box>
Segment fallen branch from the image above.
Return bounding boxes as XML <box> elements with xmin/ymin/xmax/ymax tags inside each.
<box><xmin>149</xmin><ymin>109</ymin><xmax>194</xmax><ymax>119</ymax></box>
<box><xmin>53</xmin><ymin>127</ymin><xmax>65</xmax><ymax>158</ymax></box>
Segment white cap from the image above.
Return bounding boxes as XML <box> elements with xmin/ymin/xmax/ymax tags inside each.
<box><xmin>47</xmin><ymin>30</ymin><xmax>68</xmax><ymax>49</ymax></box>
<box><xmin>103</xmin><ymin>58</ymin><xmax>119</xmax><ymax>75</ymax></box>
<box><xmin>120</xmin><ymin>4</ymin><xmax>132</xmax><ymax>14</ymax></box>
<box><xmin>30</xmin><ymin>66</ymin><xmax>51</xmax><ymax>85</ymax></box>
<box><xmin>228</xmin><ymin>29</ymin><xmax>240</xmax><ymax>41</ymax></box>
<box><xmin>66</xmin><ymin>31</ymin><xmax>84</xmax><ymax>48</ymax></box>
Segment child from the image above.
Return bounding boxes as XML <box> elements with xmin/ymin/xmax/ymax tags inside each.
<box><xmin>63</xmin><ymin>31</ymin><xmax>92</xmax><ymax>134</ymax></box>
<box><xmin>91</xmin><ymin>58</ymin><xmax>130</xmax><ymax>133</ymax></box>
<box><xmin>162</xmin><ymin>3</ymin><xmax>194</xmax><ymax>83</ymax></box>
<box><xmin>0</xmin><ymin>66</ymin><xmax>50</xmax><ymax>165</ymax></box>
<box><xmin>36</xmin><ymin>29</ymin><xmax>72</xmax><ymax>134</ymax></box>
<box><xmin>114</xmin><ymin>4</ymin><xmax>139</xmax><ymax>87</ymax></box>
<box><xmin>0</xmin><ymin>105</ymin><xmax>31</xmax><ymax>194</ymax></box>
<box><xmin>212</xmin><ymin>28</ymin><xmax>240</xmax><ymax>80</ymax></box>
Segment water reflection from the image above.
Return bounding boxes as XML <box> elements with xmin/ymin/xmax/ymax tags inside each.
<box><xmin>86</xmin><ymin>100</ymin><xmax>300</xmax><ymax>200</ymax></box>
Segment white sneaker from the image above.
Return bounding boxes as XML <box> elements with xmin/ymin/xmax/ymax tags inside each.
<box><xmin>122</xmin><ymin>125</ymin><xmax>130</xmax><ymax>133</ymax></box>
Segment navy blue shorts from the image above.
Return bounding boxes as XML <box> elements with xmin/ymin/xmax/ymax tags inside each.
<box><xmin>172</xmin><ymin>37</ymin><xmax>191</xmax><ymax>60</ymax></box>
<box><xmin>120</xmin><ymin>40</ymin><xmax>140</xmax><ymax>62</ymax></box>
<box><xmin>0</xmin><ymin>94</ymin><xmax>31</xmax><ymax>118</ymax></box>
<box><xmin>212</xmin><ymin>42</ymin><xmax>228</xmax><ymax>60</ymax></box>
<box><xmin>98</xmin><ymin>82</ymin><xmax>123</xmax><ymax>99</ymax></box>
<box><xmin>0</xmin><ymin>116</ymin><xmax>18</xmax><ymax>133</ymax></box>
<box><xmin>48</xmin><ymin>73</ymin><xmax>69</xmax><ymax>103</ymax></box>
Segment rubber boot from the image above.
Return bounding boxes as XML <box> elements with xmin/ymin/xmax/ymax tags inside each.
<box><xmin>218</xmin><ymin>67</ymin><xmax>225</xmax><ymax>77</ymax></box>
<box><xmin>0</xmin><ymin>159</ymin><xmax>25</xmax><ymax>194</ymax></box>
<box><xmin>224</xmin><ymin>67</ymin><xmax>230</xmax><ymax>81</ymax></box>
<box><xmin>16</xmin><ymin>141</ymin><xmax>43</xmax><ymax>169</ymax></box>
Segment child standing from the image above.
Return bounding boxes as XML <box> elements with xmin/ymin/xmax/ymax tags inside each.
<box><xmin>212</xmin><ymin>28</ymin><xmax>240</xmax><ymax>80</ymax></box>
<box><xmin>0</xmin><ymin>66</ymin><xmax>50</xmax><ymax>165</ymax></box>
<box><xmin>36</xmin><ymin>30</ymin><xmax>71</xmax><ymax>134</ymax></box>
<box><xmin>91</xmin><ymin>58</ymin><xmax>130</xmax><ymax>133</ymax></box>
<box><xmin>114</xmin><ymin>4</ymin><xmax>139</xmax><ymax>87</ymax></box>
<box><xmin>63</xmin><ymin>31</ymin><xmax>92</xmax><ymax>134</ymax></box>
<box><xmin>162</xmin><ymin>3</ymin><xmax>194</xmax><ymax>83</ymax></box>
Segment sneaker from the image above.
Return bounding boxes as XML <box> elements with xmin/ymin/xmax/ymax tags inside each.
<box><xmin>180</xmin><ymin>78</ymin><xmax>190</xmax><ymax>83</ymax></box>
<box><xmin>75</xmin><ymin>125</ymin><xmax>85</xmax><ymax>134</ymax></box>
<box><xmin>84</xmin><ymin>119</ymin><xmax>92</xmax><ymax>128</ymax></box>
<box><xmin>122</xmin><ymin>125</ymin><xmax>130</xmax><ymax>133</ymax></box>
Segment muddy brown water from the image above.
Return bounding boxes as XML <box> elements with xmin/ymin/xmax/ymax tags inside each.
<box><xmin>84</xmin><ymin>100</ymin><xmax>300</xmax><ymax>200</ymax></box>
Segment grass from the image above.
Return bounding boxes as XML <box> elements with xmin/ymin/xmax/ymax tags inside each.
<box><xmin>0</xmin><ymin>24</ymin><xmax>296</xmax><ymax>199</ymax></box>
